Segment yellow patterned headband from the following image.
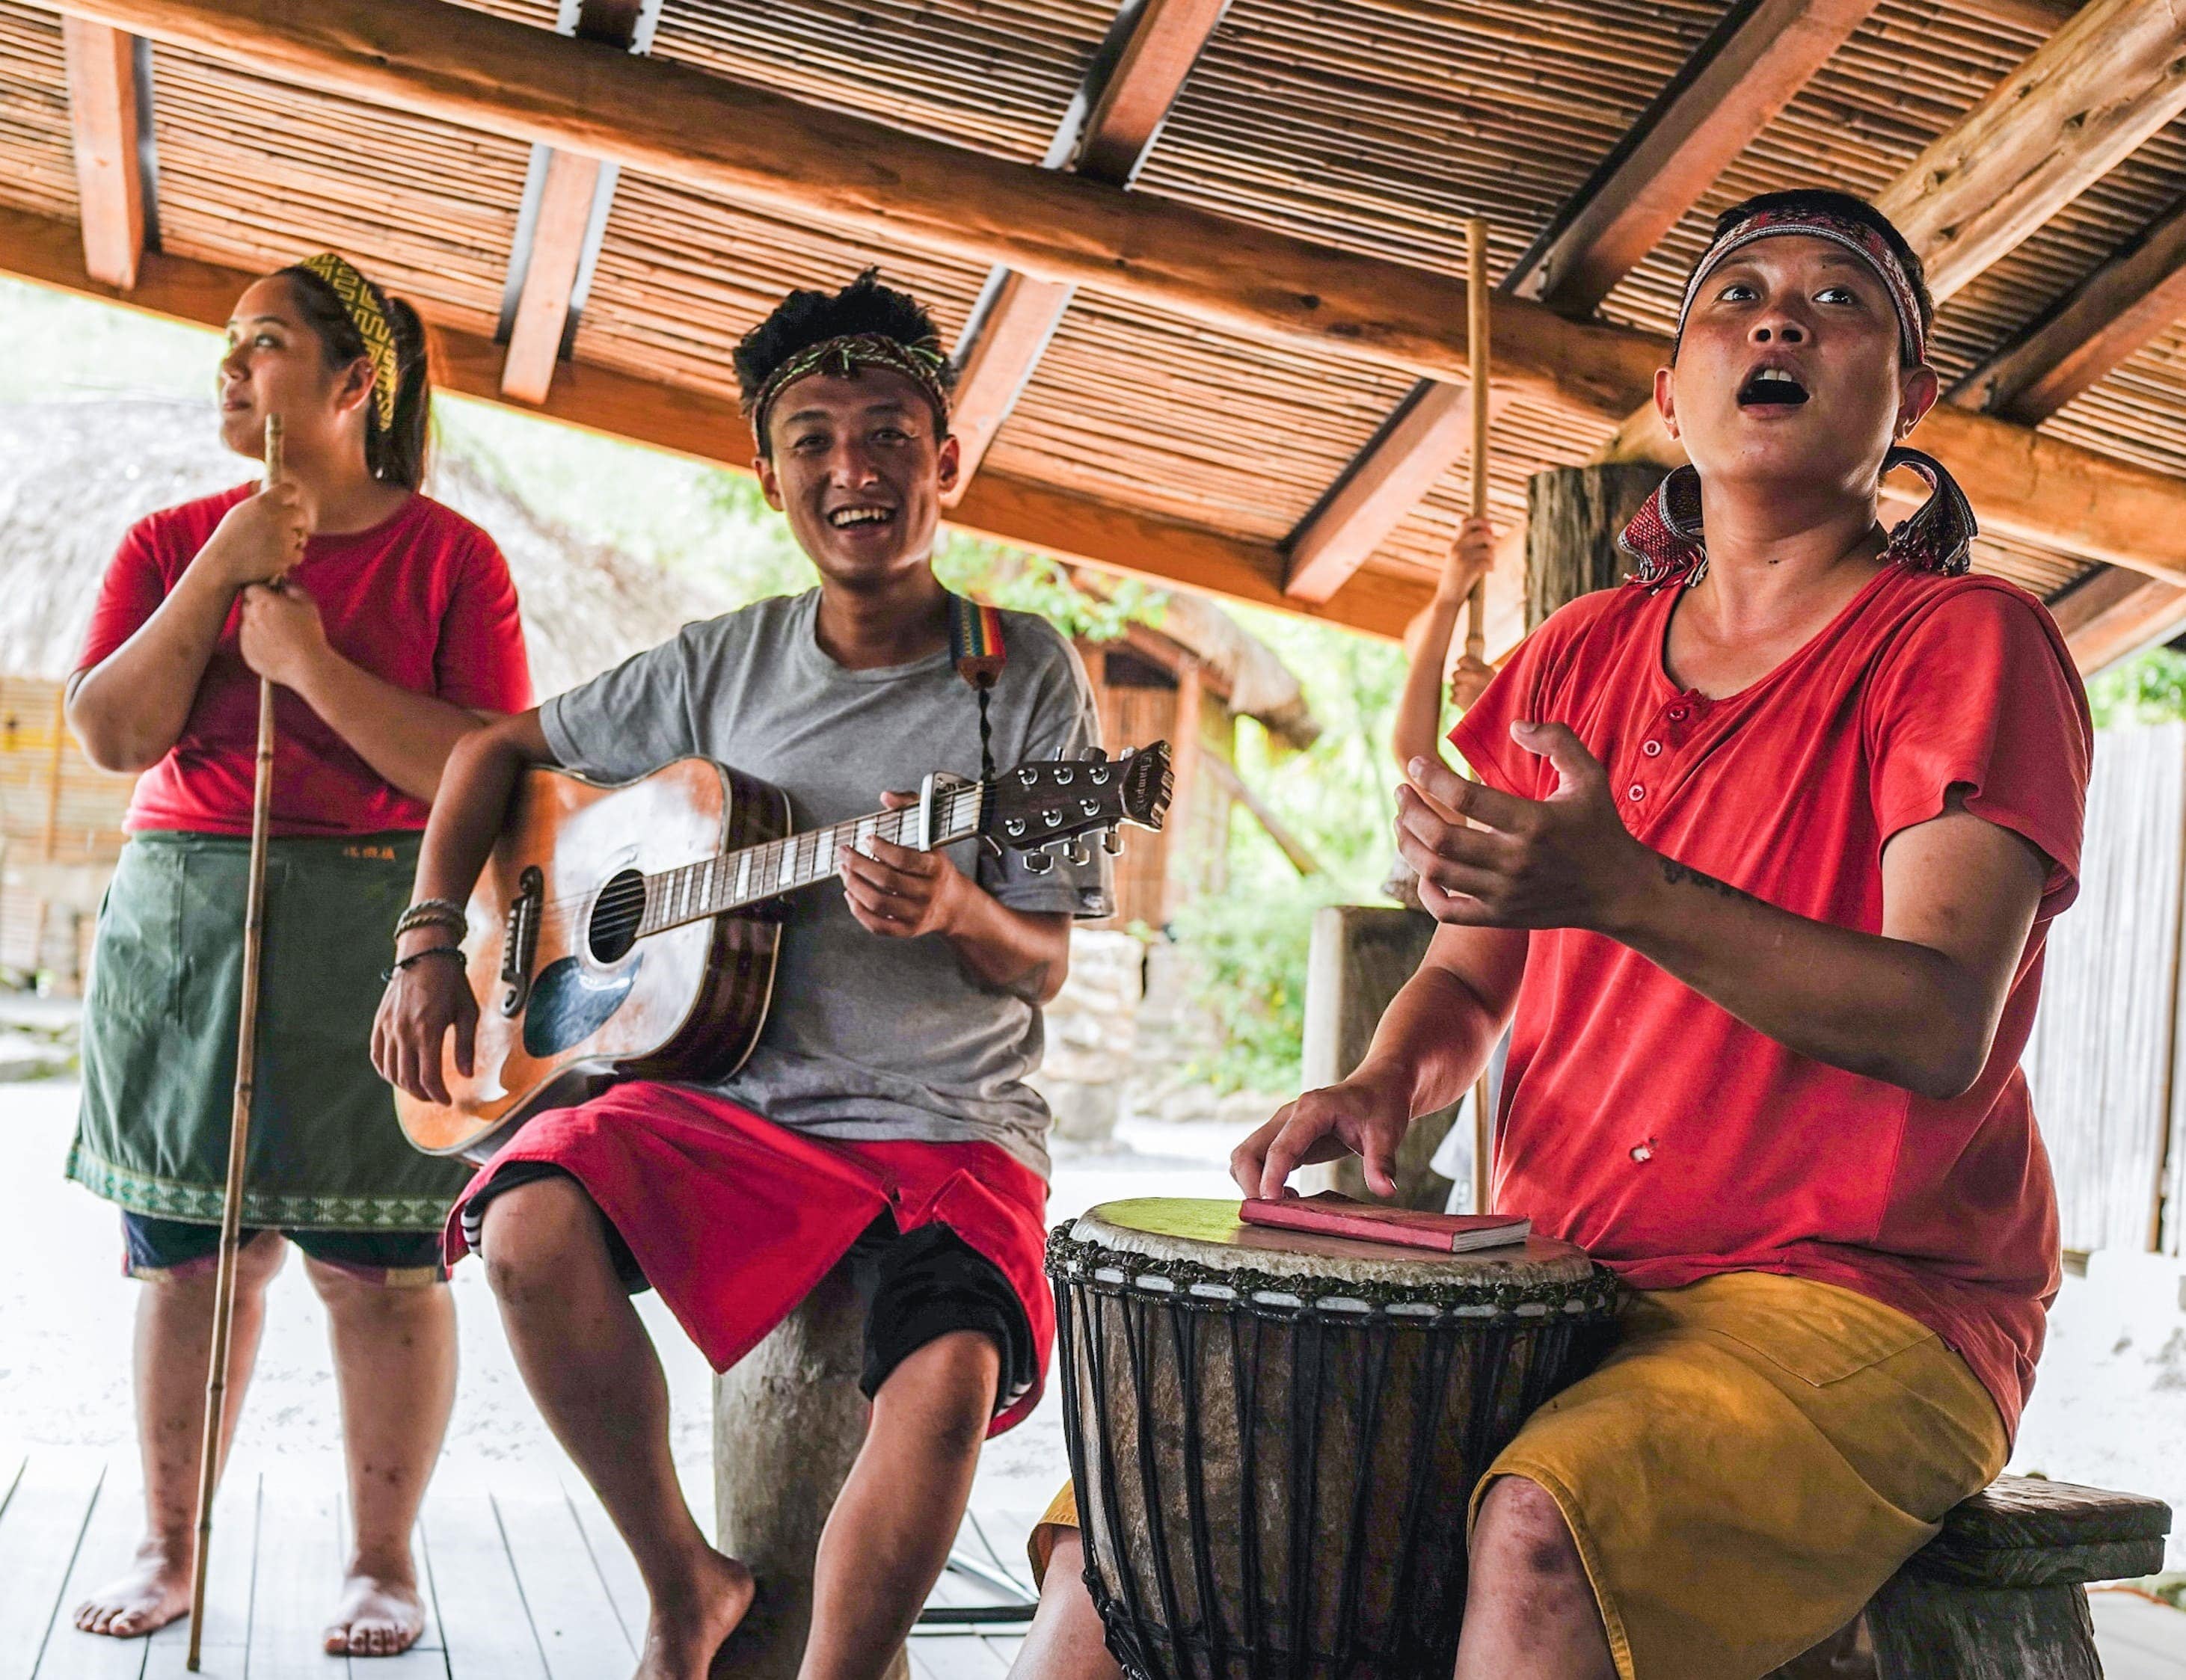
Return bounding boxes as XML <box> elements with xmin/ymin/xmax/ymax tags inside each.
<box><xmin>293</xmin><ymin>252</ymin><xmax>399</xmax><ymax>431</ymax></box>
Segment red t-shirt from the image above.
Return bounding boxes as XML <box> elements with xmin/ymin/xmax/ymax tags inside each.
<box><xmin>78</xmin><ymin>485</ymin><xmax>533</xmax><ymax>837</ymax></box>
<box><xmin>1447</xmin><ymin>565</ymin><xmax>2090</xmax><ymax>1439</ymax></box>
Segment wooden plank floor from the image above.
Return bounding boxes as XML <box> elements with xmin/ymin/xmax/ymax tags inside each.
<box><xmin>7</xmin><ymin>1459</ymin><xmax>1031</xmax><ymax>1680</ymax></box>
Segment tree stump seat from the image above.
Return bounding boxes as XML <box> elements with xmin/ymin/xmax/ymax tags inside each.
<box><xmin>1858</xmin><ymin>1475</ymin><xmax>2172</xmax><ymax>1679</ymax></box>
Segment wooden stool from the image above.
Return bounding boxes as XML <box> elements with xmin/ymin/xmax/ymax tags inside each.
<box><xmin>1779</xmin><ymin>1476</ymin><xmax>2173</xmax><ymax>1679</ymax></box>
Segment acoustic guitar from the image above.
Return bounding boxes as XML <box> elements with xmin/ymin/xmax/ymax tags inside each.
<box><xmin>395</xmin><ymin>745</ymin><xmax>1173</xmax><ymax>1160</ymax></box>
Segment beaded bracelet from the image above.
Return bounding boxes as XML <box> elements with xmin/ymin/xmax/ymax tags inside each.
<box><xmin>381</xmin><ymin>944</ymin><xmax>467</xmax><ymax>984</ymax></box>
<box><xmin>398</xmin><ymin>896</ymin><xmax>468</xmax><ymax>928</ymax></box>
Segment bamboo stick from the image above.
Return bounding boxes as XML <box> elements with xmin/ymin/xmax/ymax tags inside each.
<box><xmin>1464</xmin><ymin>216</ymin><xmax>1493</xmax><ymax>1216</ymax></box>
<box><xmin>40</xmin><ymin>682</ymin><xmax>64</xmax><ymax>864</ymax></box>
<box><xmin>185</xmin><ymin>412</ymin><xmax>281</xmax><ymax>1673</ymax></box>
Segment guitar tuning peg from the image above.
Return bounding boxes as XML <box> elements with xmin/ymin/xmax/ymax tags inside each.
<box><xmin>1062</xmin><ymin>837</ymin><xmax>1090</xmax><ymax>868</ymax></box>
<box><xmin>1101</xmin><ymin>825</ymin><xmax>1125</xmax><ymax>855</ymax></box>
<box><xmin>1022</xmin><ymin>849</ymin><xmax>1056</xmax><ymax>875</ymax></box>
<box><xmin>1080</xmin><ymin>745</ymin><xmax>1108</xmax><ymax>763</ymax></box>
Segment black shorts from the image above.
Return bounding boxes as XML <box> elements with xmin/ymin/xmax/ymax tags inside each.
<box><xmin>471</xmin><ymin>1160</ymin><xmax>1035</xmax><ymax>1406</ymax></box>
<box><xmin>121</xmin><ymin>1211</ymin><xmax>448</xmax><ymax>1285</ymax></box>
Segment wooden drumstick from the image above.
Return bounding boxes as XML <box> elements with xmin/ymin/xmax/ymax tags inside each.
<box><xmin>185</xmin><ymin>412</ymin><xmax>282</xmax><ymax>1672</ymax></box>
<box><xmin>1464</xmin><ymin>217</ymin><xmax>1491</xmax><ymax>665</ymax></box>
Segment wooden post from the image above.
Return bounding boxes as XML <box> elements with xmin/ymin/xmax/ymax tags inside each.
<box><xmin>1523</xmin><ymin>463</ymin><xmax>1665</xmax><ymax>631</ymax></box>
<box><xmin>1463</xmin><ymin>218</ymin><xmax>1490</xmax><ymax>663</ymax></box>
<box><xmin>40</xmin><ymin>683</ymin><xmax>66</xmax><ymax>864</ymax></box>
<box><xmin>1160</xmin><ymin>658</ymin><xmax>1204</xmax><ymax>921</ymax></box>
<box><xmin>713</xmin><ymin>1258</ymin><xmax>910</xmax><ymax>1680</ymax></box>
<box><xmin>1299</xmin><ymin>905</ymin><xmax>1459</xmax><ymax>1210</ymax></box>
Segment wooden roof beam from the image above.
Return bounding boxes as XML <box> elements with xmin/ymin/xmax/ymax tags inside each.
<box><xmin>1506</xmin><ymin>0</ymin><xmax>1883</xmax><ymax>318</ymax></box>
<box><xmin>1880</xmin><ymin>0</ymin><xmax>2186</xmax><ymax>306</ymax></box>
<box><xmin>60</xmin><ymin>0</ymin><xmax>1665</xmax><ymax>418</ymax></box>
<box><xmin>0</xmin><ymin>200</ymin><xmax>1428</xmax><ymax>642</ymax></box>
<box><xmin>497</xmin><ymin>0</ymin><xmax>650</xmax><ymax>406</ymax></box>
<box><xmin>943</xmin><ymin>0</ymin><xmax>1229</xmax><ymax>499</ymax></box>
<box><xmin>1950</xmin><ymin>194</ymin><xmax>2186</xmax><ymax>425</ymax></box>
<box><xmin>61</xmin><ymin>14</ymin><xmax>147</xmax><ymax>290</ymax></box>
<box><xmin>1281</xmin><ymin>382</ymin><xmax>1516</xmax><ymax>603</ymax></box>
<box><xmin>2051</xmin><ymin>564</ymin><xmax>2186</xmax><ymax>673</ymax></box>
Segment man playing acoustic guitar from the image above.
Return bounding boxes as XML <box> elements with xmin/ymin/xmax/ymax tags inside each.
<box><xmin>373</xmin><ymin>271</ymin><xmax>1109</xmax><ymax>1680</ymax></box>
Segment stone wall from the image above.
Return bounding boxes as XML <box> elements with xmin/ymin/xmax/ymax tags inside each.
<box><xmin>1030</xmin><ymin>928</ymin><xmax>1146</xmax><ymax>1142</ymax></box>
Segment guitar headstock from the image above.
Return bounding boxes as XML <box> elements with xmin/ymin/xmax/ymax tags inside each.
<box><xmin>984</xmin><ymin>743</ymin><xmax>1173</xmax><ymax>873</ymax></box>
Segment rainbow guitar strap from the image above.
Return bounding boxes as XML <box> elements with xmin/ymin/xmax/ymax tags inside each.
<box><xmin>947</xmin><ymin>594</ymin><xmax>1007</xmax><ymax>781</ymax></box>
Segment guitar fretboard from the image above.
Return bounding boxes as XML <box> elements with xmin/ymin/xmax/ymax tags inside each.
<box><xmin>633</xmin><ymin>781</ymin><xmax>986</xmax><ymax>937</ymax></box>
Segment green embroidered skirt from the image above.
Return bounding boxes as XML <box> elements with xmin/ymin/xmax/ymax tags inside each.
<box><xmin>68</xmin><ymin>830</ymin><xmax>472</xmax><ymax>1231</ymax></box>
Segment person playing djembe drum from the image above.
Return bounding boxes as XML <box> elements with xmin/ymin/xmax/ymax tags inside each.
<box><xmin>1014</xmin><ymin>187</ymin><xmax>2090</xmax><ymax>1680</ymax></box>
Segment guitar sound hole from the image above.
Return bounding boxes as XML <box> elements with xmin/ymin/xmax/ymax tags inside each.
<box><xmin>587</xmin><ymin>868</ymin><xmax>646</xmax><ymax>964</ymax></box>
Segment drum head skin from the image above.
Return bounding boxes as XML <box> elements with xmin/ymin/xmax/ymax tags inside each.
<box><xmin>1073</xmin><ymin>1197</ymin><xmax>1597</xmax><ymax>1290</ymax></box>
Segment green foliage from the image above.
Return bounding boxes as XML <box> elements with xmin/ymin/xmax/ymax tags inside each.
<box><xmin>1170</xmin><ymin>607</ymin><xmax>1413</xmax><ymax>1094</ymax></box>
<box><xmin>2087</xmin><ymin>646</ymin><xmax>2186</xmax><ymax>729</ymax></box>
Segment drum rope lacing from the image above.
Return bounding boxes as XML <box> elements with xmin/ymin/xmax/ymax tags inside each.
<box><xmin>1046</xmin><ymin>1225</ymin><xmax>1623</xmax><ymax>1326</ymax></box>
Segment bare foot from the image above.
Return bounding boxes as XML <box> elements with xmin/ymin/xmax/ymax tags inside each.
<box><xmin>73</xmin><ymin>1543</ymin><xmax>191</xmax><ymax>1639</ymax></box>
<box><xmin>638</xmin><ymin>1546</ymin><xmax>753</xmax><ymax>1680</ymax></box>
<box><xmin>325</xmin><ymin>1569</ymin><xmax>426</xmax><ymax>1658</ymax></box>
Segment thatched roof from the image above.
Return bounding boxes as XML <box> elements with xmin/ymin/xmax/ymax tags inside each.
<box><xmin>0</xmin><ymin>397</ymin><xmax>730</xmax><ymax>694</ymax></box>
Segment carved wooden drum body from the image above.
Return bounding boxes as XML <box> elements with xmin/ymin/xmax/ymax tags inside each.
<box><xmin>1049</xmin><ymin>1199</ymin><xmax>1620</xmax><ymax>1680</ymax></box>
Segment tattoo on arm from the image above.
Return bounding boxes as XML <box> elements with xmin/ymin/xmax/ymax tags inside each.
<box><xmin>1659</xmin><ymin>856</ymin><xmax>1762</xmax><ymax>907</ymax></box>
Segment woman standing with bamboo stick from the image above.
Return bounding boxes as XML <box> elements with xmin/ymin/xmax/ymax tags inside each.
<box><xmin>62</xmin><ymin>253</ymin><xmax>532</xmax><ymax>1658</ymax></box>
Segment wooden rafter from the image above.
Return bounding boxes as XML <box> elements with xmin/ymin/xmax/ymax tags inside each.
<box><xmin>497</xmin><ymin>0</ymin><xmax>648</xmax><ymax>405</ymax></box>
<box><xmin>60</xmin><ymin>14</ymin><xmax>147</xmax><ymax>291</ymax></box>
<box><xmin>1876</xmin><ymin>0</ymin><xmax>2186</xmax><ymax>305</ymax></box>
<box><xmin>500</xmin><ymin>149</ymin><xmax>602</xmax><ymax>404</ymax></box>
<box><xmin>1950</xmin><ymin>196</ymin><xmax>2186</xmax><ymax>425</ymax></box>
<box><xmin>59</xmin><ymin>0</ymin><xmax>1667</xmax><ymax>417</ymax></box>
<box><xmin>943</xmin><ymin>0</ymin><xmax>1229</xmax><ymax>499</ymax></box>
<box><xmin>1505</xmin><ymin>0</ymin><xmax>1882</xmax><ymax>318</ymax></box>
<box><xmin>0</xmin><ymin>201</ymin><xmax>1430</xmax><ymax>641</ymax></box>
<box><xmin>1968</xmin><ymin>194</ymin><xmax>2186</xmax><ymax>669</ymax></box>
<box><xmin>1281</xmin><ymin>383</ymin><xmax>1515</xmax><ymax>604</ymax></box>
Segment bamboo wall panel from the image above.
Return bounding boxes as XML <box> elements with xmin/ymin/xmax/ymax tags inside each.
<box><xmin>573</xmin><ymin>170</ymin><xmax>989</xmax><ymax>406</ymax></box>
<box><xmin>1128</xmin><ymin>0</ymin><xmax>1729</xmax><ymax>281</ymax></box>
<box><xmin>147</xmin><ymin>45</ymin><xmax>528</xmax><ymax>338</ymax></box>
<box><xmin>0</xmin><ymin>677</ymin><xmax>133</xmax><ymax>866</ymax></box>
<box><xmin>983</xmin><ymin>288</ymin><xmax>1419</xmax><ymax>544</ymax></box>
<box><xmin>0</xmin><ymin>2</ymin><xmax>77</xmax><ymax>222</ymax></box>
<box><xmin>651</xmin><ymin>0</ymin><xmax>1119</xmax><ymax>165</ymax></box>
<box><xmin>2021</xmin><ymin>721</ymin><xmax>2182</xmax><ymax>1257</ymax></box>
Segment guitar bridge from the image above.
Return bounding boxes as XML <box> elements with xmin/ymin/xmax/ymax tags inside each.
<box><xmin>500</xmin><ymin>865</ymin><xmax>544</xmax><ymax>1016</ymax></box>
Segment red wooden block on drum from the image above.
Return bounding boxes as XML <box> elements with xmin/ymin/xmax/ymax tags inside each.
<box><xmin>1241</xmin><ymin>1190</ymin><xmax>1530</xmax><ymax>1253</ymax></box>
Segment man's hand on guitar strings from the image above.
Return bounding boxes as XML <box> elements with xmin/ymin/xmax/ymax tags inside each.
<box><xmin>372</xmin><ymin>933</ymin><xmax>478</xmax><ymax>1106</ymax></box>
<box><xmin>838</xmin><ymin>789</ymin><xmax>965</xmax><ymax>941</ymax></box>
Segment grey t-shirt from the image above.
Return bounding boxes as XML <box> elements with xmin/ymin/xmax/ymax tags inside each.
<box><xmin>540</xmin><ymin>589</ymin><xmax>1111</xmax><ymax>1178</ymax></box>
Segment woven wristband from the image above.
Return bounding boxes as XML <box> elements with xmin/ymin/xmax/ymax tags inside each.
<box><xmin>381</xmin><ymin>945</ymin><xmax>467</xmax><ymax>985</ymax></box>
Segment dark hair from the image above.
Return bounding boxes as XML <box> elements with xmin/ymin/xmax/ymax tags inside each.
<box><xmin>276</xmin><ymin>262</ymin><xmax>434</xmax><ymax>489</ymax></box>
<box><xmin>732</xmin><ymin>268</ymin><xmax>954</xmax><ymax>452</ymax></box>
<box><xmin>1684</xmin><ymin>188</ymin><xmax>1933</xmax><ymax>365</ymax></box>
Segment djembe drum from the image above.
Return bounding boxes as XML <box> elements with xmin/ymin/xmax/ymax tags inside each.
<box><xmin>1049</xmin><ymin>1198</ymin><xmax>1618</xmax><ymax>1680</ymax></box>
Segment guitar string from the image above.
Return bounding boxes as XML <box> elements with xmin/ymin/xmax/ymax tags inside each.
<box><xmin>520</xmin><ymin>784</ymin><xmax>987</xmax><ymax>926</ymax></box>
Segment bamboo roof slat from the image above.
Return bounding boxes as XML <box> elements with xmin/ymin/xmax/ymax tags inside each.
<box><xmin>0</xmin><ymin>4</ymin><xmax>79</xmax><ymax>223</ymax></box>
<box><xmin>650</xmin><ymin>0</ymin><xmax>1121</xmax><ymax>165</ymax></box>
<box><xmin>1124</xmin><ymin>0</ymin><xmax>1730</xmax><ymax>280</ymax></box>
<box><xmin>572</xmin><ymin>169</ymin><xmax>989</xmax><ymax>406</ymax></box>
<box><xmin>2044</xmin><ymin>321</ymin><xmax>2186</xmax><ymax>483</ymax></box>
<box><xmin>144</xmin><ymin>43</ymin><xmax>529</xmax><ymax>337</ymax></box>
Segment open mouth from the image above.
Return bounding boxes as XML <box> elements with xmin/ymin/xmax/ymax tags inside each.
<box><xmin>1737</xmin><ymin>367</ymin><xmax>1810</xmax><ymax>408</ymax></box>
<box><xmin>827</xmin><ymin>505</ymin><xmax>897</xmax><ymax>530</ymax></box>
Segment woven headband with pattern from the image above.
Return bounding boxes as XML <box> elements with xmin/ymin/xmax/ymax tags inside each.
<box><xmin>294</xmin><ymin>252</ymin><xmax>399</xmax><ymax>431</ymax></box>
<box><xmin>747</xmin><ymin>331</ymin><xmax>951</xmax><ymax>446</ymax></box>
<box><xmin>1674</xmin><ymin>209</ymin><xmax>1927</xmax><ymax>368</ymax></box>
<box><xmin>1616</xmin><ymin>446</ymin><xmax>1975</xmax><ymax>592</ymax></box>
